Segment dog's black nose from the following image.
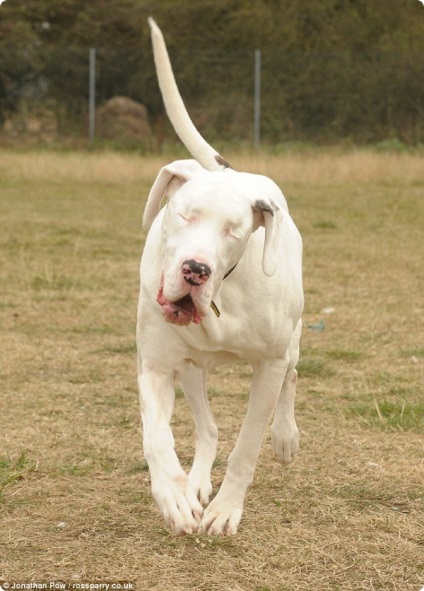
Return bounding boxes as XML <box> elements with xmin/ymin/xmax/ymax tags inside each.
<box><xmin>182</xmin><ymin>259</ymin><xmax>211</xmax><ymax>286</ymax></box>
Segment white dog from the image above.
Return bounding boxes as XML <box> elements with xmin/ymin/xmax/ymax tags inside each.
<box><xmin>136</xmin><ymin>18</ymin><xmax>304</xmax><ymax>535</ymax></box>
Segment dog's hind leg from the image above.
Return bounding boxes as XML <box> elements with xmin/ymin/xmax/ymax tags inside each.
<box><xmin>180</xmin><ymin>365</ymin><xmax>218</xmax><ymax>505</ymax></box>
<box><xmin>271</xmin><ymin>369</ymin><xmax>300</xmax><ymax>464</ymax></box>
<box><xmin>271</xmin><ymin>320</ymin><xmax>302</xmax><ymax>465</ymax></box>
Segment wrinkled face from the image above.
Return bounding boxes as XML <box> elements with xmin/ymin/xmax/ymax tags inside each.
<box><xmin>157</xmin><ymin>172</ymin><xmax>256</xmax><ymax>326</ymax></box>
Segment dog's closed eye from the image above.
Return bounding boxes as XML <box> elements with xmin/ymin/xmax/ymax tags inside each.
<box><xmin>179</xmin><ymin>213</ymin><xmax>194</xmax><ymax>223</ymax></box>
<box><xmin>224</xmin><ymin>226</ymin><xmax>241</xmax><ymax>240</ymax></box>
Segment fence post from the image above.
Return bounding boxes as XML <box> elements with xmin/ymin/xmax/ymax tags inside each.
<box><xmin>89</xmin><ymin>48</ymin><xmax>96</xmax><ymax>142</ymax></box>
<box><xmin>254</xmin><ymin>49</ymin><xmax>261</xmax><ymax>149</ymax></box>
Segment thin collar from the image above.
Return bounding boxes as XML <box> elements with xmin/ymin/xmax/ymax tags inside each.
<box><xmin>210</xmin><ymin>263</ymin><xmax>238</xmax><ymax>318</ymax></box>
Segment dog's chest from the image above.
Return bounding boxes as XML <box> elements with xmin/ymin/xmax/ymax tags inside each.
<box><xmin>178</xmin><ymin>309</ymin><xmax>293</xmax><ymax>366</ymax></box>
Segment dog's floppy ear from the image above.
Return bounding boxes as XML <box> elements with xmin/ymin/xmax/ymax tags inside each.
<box><xmin>253</xmin><ymin>199</ymin><xmax>283</xmax><ymax>277</ymax></box>
<box><xmin>143</xmin><ymin>159</ymin><xmax>204</xmax><ymax>230</ymax></box>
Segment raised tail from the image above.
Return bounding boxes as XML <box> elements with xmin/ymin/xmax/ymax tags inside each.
<box><xmin>148</xmin><ymin>17</ymin><xmax>232</xmax><ymax>172</ymax></box>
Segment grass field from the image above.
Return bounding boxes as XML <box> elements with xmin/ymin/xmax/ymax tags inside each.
<box><xmin>0</xmin><ymin>149</ymin><xmax>423</xmax><ymax>591</ymax></box>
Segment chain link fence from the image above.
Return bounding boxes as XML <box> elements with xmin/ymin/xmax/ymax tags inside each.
<box><xmin>1</xmin><ymin>46</ymin><xmax>423</xmax><ymax>147</ymax></box>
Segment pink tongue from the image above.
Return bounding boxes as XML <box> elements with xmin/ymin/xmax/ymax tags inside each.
<box><xmin>173</xmin><ymin>295</ymin><xmax>202</xmax><ymax>324</ymax></box>
<box><xmin>156</xmin><ymin>283</ymin><xmax>202</xmax><ymax>325</ymax></box>
<box><xmin>192</xmin><ymin>310</ymin><xmax>202</xmax><ymax>324</ymax></box>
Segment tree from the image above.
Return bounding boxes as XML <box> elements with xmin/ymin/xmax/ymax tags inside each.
<box><xmin>0</xmin><ymin>0</ymin><xmax>423</xmax><ymax>142</ymax></box>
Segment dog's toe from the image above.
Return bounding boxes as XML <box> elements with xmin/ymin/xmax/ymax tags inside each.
<box><xmin>153</xmin><ymin>474</ymin><xmax>204</xmax><ymax>534</ymax></box>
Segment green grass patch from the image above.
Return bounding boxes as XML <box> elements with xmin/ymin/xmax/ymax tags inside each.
<box><xmin>335</xmin><ymin>481</ymin><xmax>422</xmax><ymax>512</ymax></box>
<box><xmin>313</xmin><ymin>220</ymin><xmax>338</xmax><ymax>230</ymax></box>
<box><xmin>55</xmin><ymin>455</ymin><xmax>119</xmax><ymax>477</ymax></box>
<box><xmin>0</xmin><ymin>451</ymin><xmax>37</xmax><ymax>496</ymax></box>
<box><xmin>31</xmin><ymin>272</ymin><xmax>80</xmax><ymax>291</ymax></box>
<box><xmin>400</xmin><ymin>347</ymin><xmax>424</xmax><ymax>358</ymax></box>
<box><xmin>324</xmin><ymin>349</ymin><xmax>366</xmax><ymax>362</ymax></box>
<box><xmin>347</xmin><ymin>395</ymin><xmax>424</xmax><ymax>433</ymax></box>
<box><xmin>126</xmin><ymin>461</ymin><xmax>149</xmax><ymax>475</ymax></box>
<box><xmin>297</xmin><ymin>357</ymin><xmax>334</xmax><ymax>378</ymax></box>
<box><xmin>94</xmin><ymin>342</ymin><xmax>137</xmax><ymax>355</ymax></box>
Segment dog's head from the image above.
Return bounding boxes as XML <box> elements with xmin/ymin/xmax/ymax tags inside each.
<box><xmin>143</xmin><ymin>160</ymin><xmax>285</xmax><ymax>326</ymax></box>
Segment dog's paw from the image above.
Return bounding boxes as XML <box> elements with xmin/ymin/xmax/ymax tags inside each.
<box><xmin>188</xmin><ymin>466</ymin><xmax>213</xmax><ymax>505</ymax></box>
<box><xmin>199</xmin><ymin>501</ymin><xmax>243</xmax><ymax>536</ymax></box>
<box><xmin>152</xmin><ymin>474</ymin><xmax>203</xmax><ymax>534</ymax></box>
<box><xmin>271</xmin><ymin>422</ymin><xmax>300</xmax><ymax>465</ymax></box>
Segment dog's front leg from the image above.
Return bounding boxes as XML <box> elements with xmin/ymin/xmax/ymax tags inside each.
<box><xmin>200</xmin><ymin>359</ymin><xmax>288</xmax><ymax>536</ymax></box>
<box><xmin>180</xmin><ymin>365</ymin><xmax>218</xmax><ymax>505</ymax></box>
<box><xmin>138</xmin><ymin>364</ymin><xmax>203</xmax><ymax>534</ymax></box>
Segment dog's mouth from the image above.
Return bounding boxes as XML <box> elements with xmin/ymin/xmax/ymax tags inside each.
<box><xmin>157</xmin><ymin>280</ymin><xmax>203</xmax><ymax>326</ymax></box>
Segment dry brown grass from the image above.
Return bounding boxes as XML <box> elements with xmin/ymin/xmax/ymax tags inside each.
<box><xmin>1</xmin><ymin>149</ymin><xmax>423</xmax><ymax>591</ymax></box>
<box><xmin>1</xmin><ymin>148</ymin><xmax>422</xmax><ymax>186</ymax></box>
